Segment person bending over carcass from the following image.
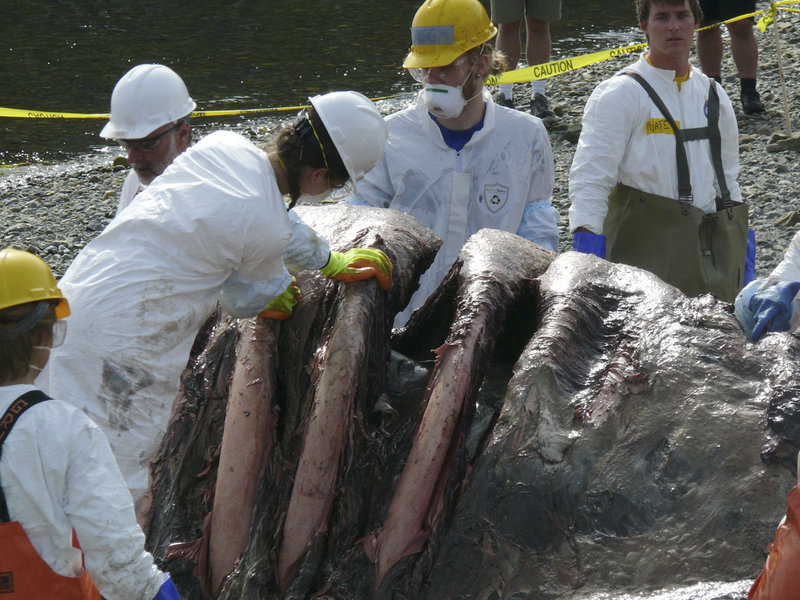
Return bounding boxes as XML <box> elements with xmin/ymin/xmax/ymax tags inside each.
<box><xmin>0</xmin><ymin>248</ymin><xmax>182</xmax><ymax>600</ymax></box>
<box><xmin>40</xmin><ymin>91</ymin><xmax>392</xmax><ymax>507</ymax></box>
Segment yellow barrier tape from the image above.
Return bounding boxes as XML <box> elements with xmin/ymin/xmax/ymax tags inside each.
<box><xmin>493</xmin><ymin>0</ymin><xmax>800</xmax><ymax>85</ymax></box>
<box><xmin>0</xmin><ymin>93</ymin><xmax>410</xmax><ymax>121</ymax></box>
<box><xmin>755</xmin><ymin>0</ymin><xmax>800</xmax><ymax>32</ymax></box>
<box><xmin>3</xmin><ymin>1</ymin><xmax>798</xmax><ymax>120</ymax></box>
<box><xmin>487</xmin><ymin>42</ymin><xmax>648</xmax><ymax>85</ymax></box>
<box><xmin>0</xmin><ymin>107</ymin><xmax>109</xmax><ymax>119</ymax></box>
<box><xmin>695</xmin><ymin>8</ymin><xmax>766</xmax><ymax>31</ymax></box>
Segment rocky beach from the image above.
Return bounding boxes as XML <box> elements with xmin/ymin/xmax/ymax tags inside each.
<box><xmin>1</xmin><ymin>16</ymin><xmax>799</xmax><ymax>283</ymax></box>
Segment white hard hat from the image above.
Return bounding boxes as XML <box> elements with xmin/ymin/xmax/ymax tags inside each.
<box><xmin>100</xmin><ymin>64</ymin><xmax>196</xmax><ymax>139</ymax></box>
<box><xmin>309</xmin><ymin>91</ymin><xmax>388</xmax><ymax>183</ymax></box>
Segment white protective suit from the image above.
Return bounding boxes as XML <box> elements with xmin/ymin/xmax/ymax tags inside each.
<box><xmin>0</xmin><ymin>384</ymin><xmax>166</xmax><ymax>599</ymax></box>
<box><xmin>568</xmin><ymin>53</ymin><xmax>741</xmax><ymax>234</ymax></box>
<box><xmin>349</xmin><ymin>89</ymin><xmax>558</xmax><ymax>326</ymax></box>
<box><xmin>735</xmin><ymin>230</ymin><xmax>800</xmax><ymax>336</ymax></box>
<box><xmin>117</xmin><ymin>169</ymin><xmax>141</xmax><ymax>215</ymax></box>
<box><xmin>42</xmin><ymin>130</ymin><xmax>305</xmax><ymax>502</ymax></box>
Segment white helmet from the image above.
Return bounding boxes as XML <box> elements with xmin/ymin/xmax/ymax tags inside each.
<box><xmin>309</xmin><ymin>91</ymin><xmax>388</xmax><ymax>183</ymax></box>
<box><xmin>100</xmin><ymin>64</ymin><xmax>196</xmax><ymax>139</ymax></box>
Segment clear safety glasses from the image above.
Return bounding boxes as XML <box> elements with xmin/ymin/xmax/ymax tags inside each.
<box><xmin>328</xmin><ymin>179</ymin><xmax>356</xmax><ymax>202</ymax></box>
<box><xmin>117</xmin><ymin>121</ymin><xmax>182</xmax><ymax>153</ymax></box>
<box><xmin>408</xmin><ymin>54</ymin><xmax>470</xmax><ymax>83</ymax></box>
<box><xmin>51</xmin><ymin>319</ymin><xmax>67</xmax><ymax>347</ymax></box>
<box><xmin>32</xmin><ymin>320</ymin><xmax>66</xmax><ymax>351</ymax></box>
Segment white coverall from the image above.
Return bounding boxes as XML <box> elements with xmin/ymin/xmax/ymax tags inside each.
<box><xmin>0</xmin><ymin>384</ymin><xmax>166</xmax><ymax>599</ymax></box>
<box><xmin>349</xmin><ymin>89</ymin><xmax>558</xmax><ymax>327</ymax></box>
<box><xmin>42</xmin><ymin>130</ymin><xmax>327</xmax><ymax>502</ymax></box>
<box><xmin>117</xmin><ymin>169</ymin><xmax>141</xmax><ymax>214</ymax></box>
<box><xmin>735</xmin><ymin>230</ymin><xmax>800</xmax><ymax>336</ymax></box>
<box><xmin>568</xmin><ymin>53</ymin><xmax>741</xmax><ymax>234</ymax></box>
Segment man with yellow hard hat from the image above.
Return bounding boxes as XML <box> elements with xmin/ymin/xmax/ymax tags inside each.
<box><xmin>349</xmin><ymin>0</ymin><xmax>558</xmax><ymax>327</ymax></box>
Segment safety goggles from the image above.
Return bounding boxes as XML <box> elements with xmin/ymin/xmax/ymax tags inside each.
<box><xmin>35</xmin><ymin>320</ymin><xmax>66</xmax><ymax>349</ymax></box>
<box><xmin>117</xmin><ymin>121</ymin><xmax>182</xmax><ymax>152</ymax></box>
<box><xmin>0</xmin><ymin>302</ymin><xmax>67</xmax><ymax>347</ymax></box>
<box><xmin>50</xmin><ymin>319</ymin><xmax>67</xmax><ymax>348</ymax></box>
<box><xmin>327</xmin><ymin>179</ymin><xmax>356</xmax><ymax>201</ymax></box>
<box><xmin>409</xmin><ymin>54</ymin><xmax>470</xmax><ymax>83</ymax></box>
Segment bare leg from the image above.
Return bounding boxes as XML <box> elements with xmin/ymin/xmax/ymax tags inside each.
<box><xmin>525</xmin><ymin>16</ymin><xmax>555</xmax><ymax>118</ymax></box>
<box><xmin>525</xmin><ymin>16</ymin><xmax>551</xmax><ymax>66</ymax></box>
<box><xmin>696</xmin><ymin>23</ymin><xmax>723</xmax><ymax>79</ymax></box>
<box><xmin>727</xmin><ymin>19</ymin><xmax>758</xmax><ymax>79</ymax></box>
<box><xmin>495</xmin><ymin>20</ymin><xmax>522</xmax><ymax>69</ymax></box>
<box><xmin>494</xmin><ymin>20</ymin><xmax>522</xmax><ymax>104</ymax></box>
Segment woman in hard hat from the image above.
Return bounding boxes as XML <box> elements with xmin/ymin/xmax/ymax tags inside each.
<box><xmin>41</xmin><ymin>90</ymin><xmax>392</xmax><ymax>507</ymax></box>
<box><xmin>0</xmin><ymin>248</ymin><xmax>181</xmax><ymax>600</ymax></box>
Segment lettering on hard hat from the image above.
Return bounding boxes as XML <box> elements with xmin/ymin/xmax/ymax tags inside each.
<box><xmin>411</xmin><ymin>25</ymin><xmax>455</xmax><ymax>46</ymax></box>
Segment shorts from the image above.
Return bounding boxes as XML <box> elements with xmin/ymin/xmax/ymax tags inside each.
<box><xmin>699</xmin><ymin>0</ymin><xmax>756</xmax><ymax>22</ymax></box>
<box><xmin>490</xmin><ymin>0</ymin><xmax>562</xmax><ymax>24</ymax></box>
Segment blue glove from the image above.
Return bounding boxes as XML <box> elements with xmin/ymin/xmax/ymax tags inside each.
<box><xmin>572</xmin><ymin>231</ymin><xmax>606</xmax><ymax>258</ymax></box>
<box><xmin>154</xmin><ymin>576</ymin><xmax>181</xmax><ymax>600</ymax></box>
<box><xmin>749</xmin><ymin>281</ymin><xmax>800</xmax><ymax>342</ymax></box>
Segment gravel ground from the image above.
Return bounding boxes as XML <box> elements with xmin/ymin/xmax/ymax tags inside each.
<box><xmin>2</xmin><ymin>18</ymin><xmax>799</xmax><ymax>283</ymax></box>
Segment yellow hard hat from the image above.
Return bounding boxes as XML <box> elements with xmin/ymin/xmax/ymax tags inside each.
<box><xmin>403</xmin><ymin>0</ymin><xmax>498</xmax><ymax>69</ymax></box>
<box><xmin>0</xmin><ymin>248</ymin><xmax>70</xmax><ymax>319</ymax></box>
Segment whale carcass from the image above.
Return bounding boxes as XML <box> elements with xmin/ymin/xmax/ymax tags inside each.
<box><xmin>142</xmin><ymin>205</ymin><xmax>800</xmax><ymax>599</ymax></box>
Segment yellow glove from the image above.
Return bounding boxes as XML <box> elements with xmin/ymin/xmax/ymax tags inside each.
<box><xmin>258</xmin><ymin>278</ymin><xmax>301</xmax><ymax>321</ymax></box>
<box><xmin>320</xmin><ymin>248</ymin><xmax>393</xmax><ymax>291</ymax></box>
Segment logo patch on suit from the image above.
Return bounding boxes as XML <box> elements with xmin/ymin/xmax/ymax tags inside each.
<box><xmin>0</xmin><ymin>571</ymin><xmax>14</xmax><ymax>593</ymax></box>
<box><xmin>483</xmin><ymin>183</ymin><xmax>509</xmax><ymax>214</ymax></box>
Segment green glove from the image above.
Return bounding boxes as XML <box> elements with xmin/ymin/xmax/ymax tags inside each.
<box><xmin>320</xmin><ymin>248</ymin><xmax>393</xmax><ymax>290</ymax></box>
<box><xmin>258</xmin><ymin>278</ymin><xmax>301</xmax><ymax>321</ymax></box>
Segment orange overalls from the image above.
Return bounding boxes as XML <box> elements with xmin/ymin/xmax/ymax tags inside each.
<box><xmin>0</xmin><ymin>390</ymin><xmax>101</xmax><ymax>599</ymax></box>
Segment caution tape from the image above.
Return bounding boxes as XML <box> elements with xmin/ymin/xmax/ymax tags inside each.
<box><xmin>0</xmin><ymin>93</ymin><xmax>410</xmax><ymax>121</ymax></box>
<box><xmin>1</xmin><ymin>0</ymin><xmax>798</xmax><ymax>123</ymax></box>
<box><xmin>487</xmin><ymin>42</ymin><xmax>648</xmax><ymax>85</ymax></box>
<box><xmin>494</xmin><ymin>0</ymin><xmax>800</xmax><ymax>85</ymax></box>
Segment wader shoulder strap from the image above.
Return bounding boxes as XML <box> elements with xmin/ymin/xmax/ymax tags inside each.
<box><xmin>0</xmin><ymin>390</ymin><xmax>51</xmax><ymax>522</ymax></box>
<box><xmin>704</xmin><ymin>81</ymin><xmax>735</xmax><ymax>214</ymax></box>
<box><xmin>621</xmin><ymin>72</ymin><xmax>726</xmax><ymax>217</ymax></box>
<box><xmin>622</xmin><ymin>71</ymin><xmax>693</xmax><ymax>208</ymax></box>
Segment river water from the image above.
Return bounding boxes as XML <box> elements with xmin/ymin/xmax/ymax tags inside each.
<box><xmin>1</xmin><ymin>0</ymin><xmax>640</xmax><ymax>170</ymax></box>
<box><xmin>0</xmin><ymin>2</ymin><xmax>765</xmax><ymax>599</ymax></box>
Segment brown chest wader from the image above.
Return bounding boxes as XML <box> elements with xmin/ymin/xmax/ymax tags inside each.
<box><xmin>0</xmin><ymin>391</ymin><xmax>102</xmax><ymax>600</ymax></box>
<box><xmin>603</xmin><ymin>72</ymin><xmax>748</xmax><ymax>303</ymax></box>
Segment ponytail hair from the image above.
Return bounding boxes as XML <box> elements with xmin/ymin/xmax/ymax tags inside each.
<box><xmin>276</xmin><ymin>107</ymin><xmax>349</xmax><ymax>208</ymax></box>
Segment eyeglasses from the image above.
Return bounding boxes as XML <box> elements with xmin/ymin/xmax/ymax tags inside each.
<box><xmin>117</xmin><ymin>121</ymin><xmax>182</xmax><ymax>152</ymax></box>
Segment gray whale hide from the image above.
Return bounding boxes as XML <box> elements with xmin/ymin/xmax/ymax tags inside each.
<box><xmin>143</xmin><ymin>206</ymin><xmax>800</xmax><ymax>600</ymax></box>
<box><xmin>424</xmin><ymin>251</ymin><xmax>800</xmax><ymax>599</ymax></box>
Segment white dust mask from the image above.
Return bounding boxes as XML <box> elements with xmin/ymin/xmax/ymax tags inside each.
<box><xmin>423</xmin><ymin>58</ymin><xmax>481</xmax><ymax>120</ymax></box>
